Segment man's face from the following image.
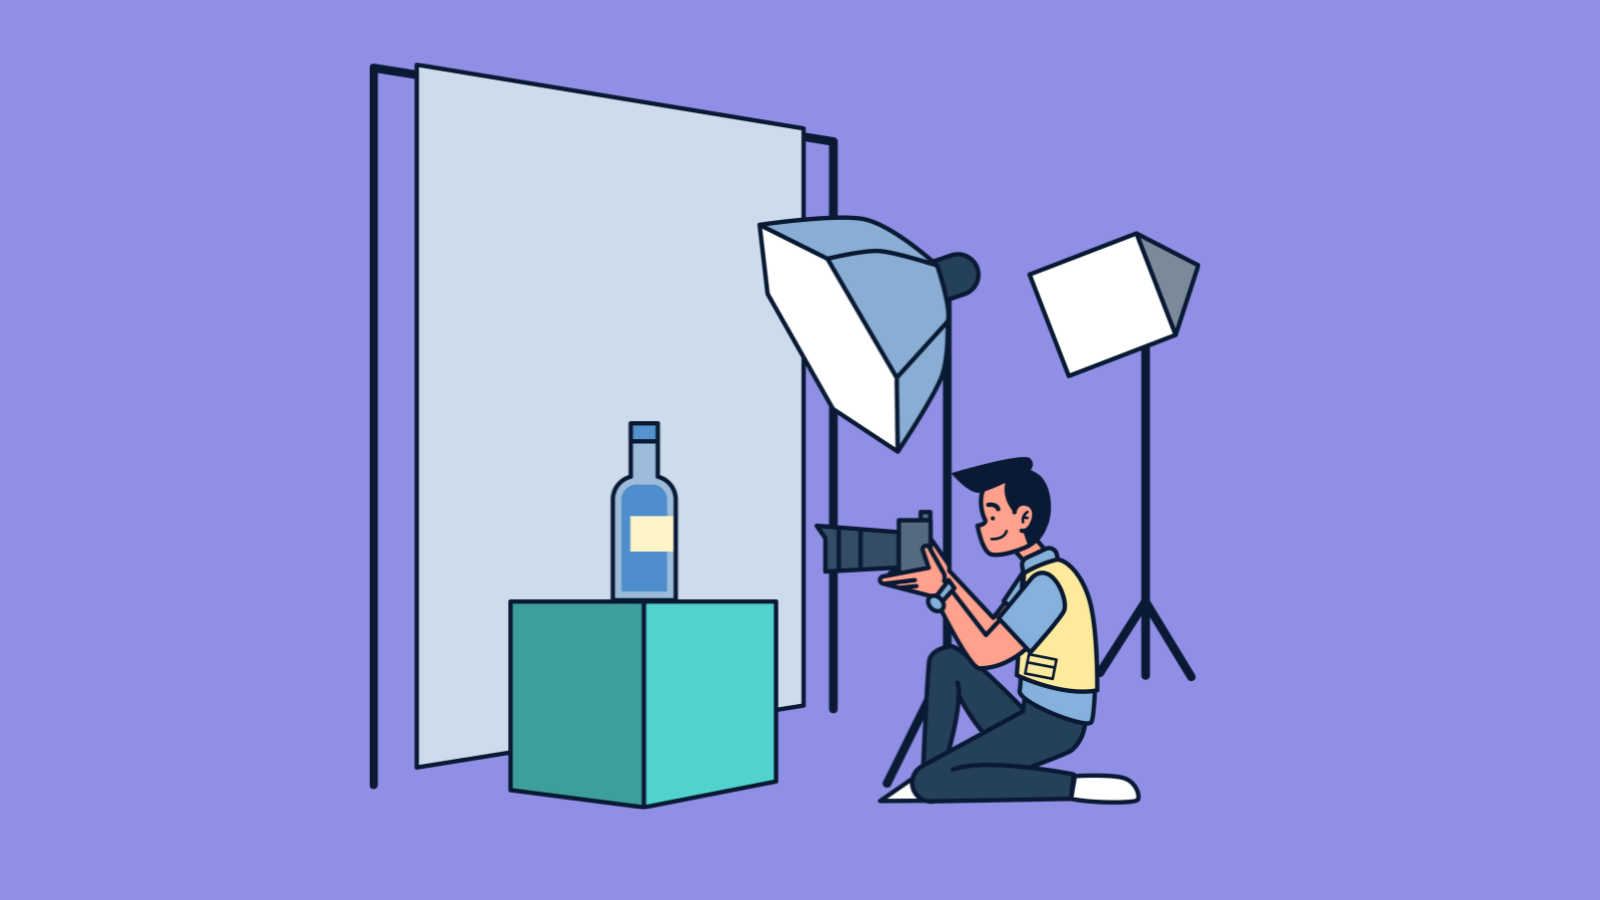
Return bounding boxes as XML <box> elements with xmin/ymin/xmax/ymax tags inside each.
<box><xmin>976</xmin><ymin>485</ymin><xmax>1032</xmax><ymax>556</ymax></box>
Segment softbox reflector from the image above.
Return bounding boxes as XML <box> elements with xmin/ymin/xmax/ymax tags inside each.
<box><xmin>759</xmin><ymin>217</ymin><xmax>950</xmax><ymax>450</ymax></box>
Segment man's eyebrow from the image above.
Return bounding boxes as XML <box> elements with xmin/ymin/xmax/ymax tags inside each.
<box><xmin>985</xmin><ymin>502</ymin><xmax>1001</xmax><ymax>511</ymax></box>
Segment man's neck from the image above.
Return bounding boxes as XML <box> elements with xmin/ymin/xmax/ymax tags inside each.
<box><xmin>1017</xmin><ymin>543</ymin><xmax>1044</xmax><ymax>562</ymax></box>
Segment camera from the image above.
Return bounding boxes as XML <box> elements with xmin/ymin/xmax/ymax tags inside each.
<box><xmin>815</xmin><ymin>510</ymin><xmax>934</xmax><ymax>575</ymax></box>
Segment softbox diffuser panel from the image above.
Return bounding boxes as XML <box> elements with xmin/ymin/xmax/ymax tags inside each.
<box><xmin>1031</xmin><ymin>234</ymin><xmax>1181</xmax><ymax>375</ymax></box>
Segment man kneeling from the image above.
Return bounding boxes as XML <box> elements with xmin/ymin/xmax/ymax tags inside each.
<box><xmin>879</xmin><ymin>458</ymin><xmax>1138</xmax><ymax>804</ymax></box>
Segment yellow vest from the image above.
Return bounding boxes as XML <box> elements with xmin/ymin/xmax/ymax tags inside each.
<box><xmin>1013</xmin><ymin>559</ymin><xmax>1098</xmax><ymax>692</ymax></box>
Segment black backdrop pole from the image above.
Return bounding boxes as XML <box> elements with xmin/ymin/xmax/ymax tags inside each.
<box><xmin>804</xmin><ymin>133</ymin><xmax>842</xmax><ymax>714</ymax></box>
<box><xmin>369</xmin><ymin>63</ymin><xmax>380</xmax><ymax>793</ymax></box>
<box><xmin>369</xmin><ymin>63</ymin><xmax>418</xmax><ymax>791</ymax></box>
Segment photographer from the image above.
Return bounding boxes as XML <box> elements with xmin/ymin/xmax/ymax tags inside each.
<box><xmin>879</xmin><ymin>457</ymin><xmax>1138</xmax><ymax>804</ymax></box>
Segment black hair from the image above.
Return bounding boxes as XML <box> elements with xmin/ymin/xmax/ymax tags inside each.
<box><xmin>952</xmin><ymin>457</ymin><xmax>1052</xmax><ymax>545</ymax></box>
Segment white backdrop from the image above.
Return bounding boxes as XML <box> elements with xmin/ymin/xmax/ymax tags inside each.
<box><xmin>417</xmin><ymin>65</ymin><xmax>804</xmax><ymax>766</ymax></box>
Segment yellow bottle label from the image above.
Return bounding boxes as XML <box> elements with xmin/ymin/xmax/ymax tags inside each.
<box><xmin>630</xmin><ymin>516</ymin><xmax>675</xmax><ymax>552</ymax></box>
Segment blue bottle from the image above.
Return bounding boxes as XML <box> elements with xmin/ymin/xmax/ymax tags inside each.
<box><xmin>612</xmin><ymin>422</ymin><xmax>677</xmax><ymax>599</ymax></box>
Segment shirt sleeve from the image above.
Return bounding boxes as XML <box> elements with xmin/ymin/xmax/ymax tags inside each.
<box><xmin>999</xmin><ymin>574</ymin><xmax>1065</xmax><ymax>649</ymax></box>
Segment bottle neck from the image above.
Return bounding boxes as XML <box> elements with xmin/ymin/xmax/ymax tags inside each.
<box><xmin>630</xmin><ymin>441</ymin><xmax>658</xmax><ymax>478</ymax></box>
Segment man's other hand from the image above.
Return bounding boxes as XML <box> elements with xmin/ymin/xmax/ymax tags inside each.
<box><xmin>878</xmin><ymin>544</ymin><xmax>953</xmax><ymax>597</ymax></box>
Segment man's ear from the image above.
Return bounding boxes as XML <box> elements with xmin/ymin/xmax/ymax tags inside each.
<box><xmin>1017</xmin><ymin>506</ymin><xmax>1032</xmax><ymax>527</ymax></box>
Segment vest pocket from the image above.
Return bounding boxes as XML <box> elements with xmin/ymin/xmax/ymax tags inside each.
<box><xmin>1024</xmin><ymin>654</ymin><xmax>1058</xmax><ymax>680</ymax></box>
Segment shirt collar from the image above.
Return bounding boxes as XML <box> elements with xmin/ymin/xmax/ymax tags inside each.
<box><xmin>1020</xmin><ymin>547</ymin><xmax>1057</xmax><ymax>571</ymax></box>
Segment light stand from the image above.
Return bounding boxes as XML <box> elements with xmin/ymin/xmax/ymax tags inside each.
<box><xmin>1030</xmin><ymin>231</ymin><xmax>1202</xmax><ymax>682</ymax></box>
<box><xmin>826</xmin><ymin>392</ymin><xmax>953</xmax><ymax>715</ymax></box>
<box><xmin>758</xmin><ymin>212</ymin><xmax>976</xmax><ymax>713</ymax></box>
<box><xmin>822</xmin><ymin>303</ymin><xmax>957</xmax><ymax>715</ymax></box>
<box><xmin>1096</xmin><ymin>349</ymin><xmax>1195</xmax><ymax>679</ymax></box>
<box><xmin>881</xmin><ymin>344</ymin><xmax>950</xmax><ymax>783</ymax></box>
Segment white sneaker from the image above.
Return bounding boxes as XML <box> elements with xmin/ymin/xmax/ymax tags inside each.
<box><xmin>878</xmin><ymin>780</ymin><xmax>921</xmax><ymax>803</ymax></box>
<box><xmin>1072</xmin><ymin>775</ymin><xmax>1140</xmax><ymax>804</ymax></box>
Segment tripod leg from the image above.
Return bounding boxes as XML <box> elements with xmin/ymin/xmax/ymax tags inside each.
<box><xmin>1147</xmin><ymin>604</ymin><xmax>1197</xmax><ymax>681</ymax></box>
<box><xmin>1097</xmin><ymin>602</ymin><xmax>1144</xmax><ymax>677</ymax></box>
<box><xmin>882</xmin><ymin>700</ymin><xmax>927</xmax><ymax>788</ymax></box>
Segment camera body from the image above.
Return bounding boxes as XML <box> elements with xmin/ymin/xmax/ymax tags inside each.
<box><xmin>816</xmin><ymin>510</ymin><xmax>933</xmax><ymax>575</ymax></box>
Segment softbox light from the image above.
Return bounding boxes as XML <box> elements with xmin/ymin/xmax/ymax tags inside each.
<box><xmin>1029</xmin><ymin>232</ymin><xmax>1199</xmax><ymax>376</ymax></box>
<box><xmin>1025</xmin><ymin>230</ymin><xmax>1202</xmax><ymax>683</ymax></box>
<box><xmin>759</xmin><ymin>216</ymin><xmax>978</xmax><ymax>450</ymax></box>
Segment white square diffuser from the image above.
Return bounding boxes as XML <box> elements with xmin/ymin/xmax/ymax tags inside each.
<box><xmin>1030</xmin><ymin>233</ymin><xmax>1199</xmax><ymax>375</ymax></box>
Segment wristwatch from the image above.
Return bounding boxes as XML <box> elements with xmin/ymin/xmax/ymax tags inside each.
<box><xmin>928</xmin><ymin>580</ymin><xmax>955</xmax><ymax>612</ymax></box>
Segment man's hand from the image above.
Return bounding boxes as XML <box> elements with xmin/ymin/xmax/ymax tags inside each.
<box><xmin>878</xmin><ymin>544</ymin><xmax>954</xmax><ymax>597</ymax></box>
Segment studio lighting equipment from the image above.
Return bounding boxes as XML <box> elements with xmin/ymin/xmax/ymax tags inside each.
<box><xmin>760</xmin><ymin>217</ymin><xmax>978</xmax><ymax>451</ymax></box>
<box><xmin>1030</xmin><ymin>233</ymin><xmax>1200</xmax><ymax>681</ymax></box>
<box><xmin>758</xmin><ymin>215</ymin><xmax>979</xmax><ymax>712</ymax></box>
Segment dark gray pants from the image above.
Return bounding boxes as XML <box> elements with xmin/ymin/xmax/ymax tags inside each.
<box><xmin>912</xmin><ymin>645</ymin><xmax>1086</xmax><ymax>802</ymax></box>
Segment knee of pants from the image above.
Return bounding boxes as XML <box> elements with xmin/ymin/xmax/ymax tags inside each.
<box><xmin>926</xmin><ymin>644</ymin><xmax>966</xmax><ymax>674</ymax></box>
<box><xmin>911</xmin><ymin>760</ymin><xmax>954</xmax><ymax>800</ymax></box>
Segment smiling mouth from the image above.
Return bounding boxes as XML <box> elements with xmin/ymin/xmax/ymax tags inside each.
<box><xmin>987</xmin><ymin>530</ymin><xmax>1009</xmax><ymax>542</ymax></box>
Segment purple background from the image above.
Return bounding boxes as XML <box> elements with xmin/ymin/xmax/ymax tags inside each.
<box><xmin>5</xmin><ymin>2</ymin><xmax>1595</xmax><ymax>896</ymax></box>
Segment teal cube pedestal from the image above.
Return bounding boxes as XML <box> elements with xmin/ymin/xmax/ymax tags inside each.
<box><xmin>509</xmin><ymin>600</ymin><xmax>776</xmax><ymax>807</ymax></box>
